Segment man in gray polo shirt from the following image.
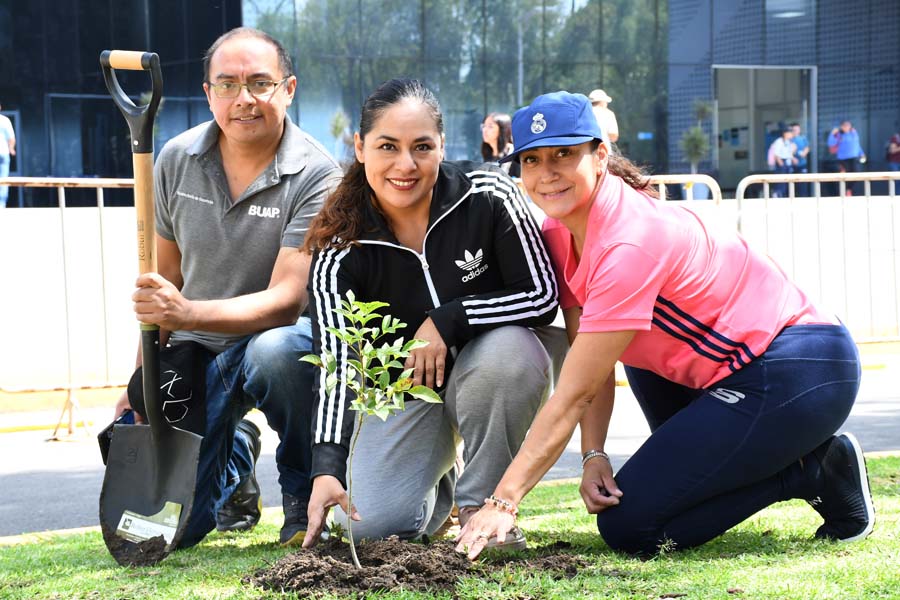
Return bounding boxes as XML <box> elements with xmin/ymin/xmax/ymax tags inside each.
<box><xmin>113</xmin><ymin>27</ymin><xmax>341</xmax><ymax>548</ymax></box>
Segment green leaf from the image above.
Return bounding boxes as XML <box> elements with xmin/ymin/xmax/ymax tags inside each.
<box><xmin>299</xmin><ymin>354</ymin><xmax>323</xmax><ymax>367</ymax></box>
<box><xmin>324</xmin><ymin>353</ymin><xmax>337</xmax><ymax>374</ymax></box>
<box><xmin>325</xmin><ymin>373</ymin><xmax>338</xmax><ymax>394</ymax></box>
<box><xmin>325</xmin><ymin>326</ymin><xmax>356</xmax><ymax>345</ymax></box>
<box><xmin>402</xmin><ymin>338</ymin><xmax>430</xmax><ymax>352</ymax></box>
<box><xmin>360</xmin><ymin>299</ymin><xmax>390</xmax><ymax>313</ymax></box>
<box><xmin>408</xmin><ymin>385</ymin><xmax>442</xmax><ymax>403</ymax></box>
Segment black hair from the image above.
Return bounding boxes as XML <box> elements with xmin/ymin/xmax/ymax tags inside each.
<box><xmin>202</xmin><ymin>27</ymin><xmax>293</xmax><ymax>82</ymax></box>
<box><xmin>481</xmin><ymin>112</ymin><xmax>513</xmax><ymax>161</ymax></box>
<box><xmin>357</xmin><ymin>78</ymin><xmax>443</xmax><ymax>140</ymax></box>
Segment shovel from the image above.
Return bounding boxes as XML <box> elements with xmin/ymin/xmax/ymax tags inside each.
<box><xmin>98</xmin><ymin>50</ymin><xmax>202</xmax><ymax>567</ymax></box>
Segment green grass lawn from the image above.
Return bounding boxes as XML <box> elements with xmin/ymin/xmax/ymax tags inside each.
<box><xmin>2</xmin><ymin>456</ymin><xmax>898</xmax><ymax>600</ymax></box>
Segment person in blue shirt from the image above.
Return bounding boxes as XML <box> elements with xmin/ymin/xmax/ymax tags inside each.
<box><xmin>790</xmin><ymin>123</ymin><xmax>810</xmax><ymax>197</ymax></box>
<box><xmin>827</xmin><ymin>121</ymin><xmax>866</xmax><ymax>196</ymax></box>
<box><xmin>0</xmin><ymin>101</ymin><xmax>16</xmax><ymax>208</ymax></box>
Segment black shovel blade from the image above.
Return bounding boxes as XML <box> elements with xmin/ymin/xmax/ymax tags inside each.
<box><xmin>99</xmin><ymin>423</ymin><xmax>202</xmax><ymax>566</ymax></box>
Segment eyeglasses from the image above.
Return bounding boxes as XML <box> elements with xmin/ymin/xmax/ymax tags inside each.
<box><xmin>207</xmin><ymin>77</ymin><xmax>290</xmax><ymax>99</ymax></box>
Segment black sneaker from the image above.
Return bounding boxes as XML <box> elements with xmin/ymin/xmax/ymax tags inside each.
<box><xmin>280</xmin><ymin>493</ymin><xmax>331</xmax><ymax>546</ymax></box>
<box><xmin>216</xmin><ymin>419</ymin><xmax>263</xmax><ymax>532</ymax></box>
<box><xmin>280</xmin><ymin>493</ymin><xmax>310</xmax><ymax>546</ymax></box>
<box><xmin>808</xmin><ymin>432</ymin><xmax>875</xmax><ymax>542</ymax></box>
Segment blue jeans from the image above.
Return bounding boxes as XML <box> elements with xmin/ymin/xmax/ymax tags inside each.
<box><xmin>889</xmin><ymin>162</ymin><xmax>899</xmax><ymax>194</ymax></box>
<box><xmin>598</xmin><ymin>324</ymin><xmax>860</xmax><ymax>555</ymax></box>
<box><xmin>179</xmin><ymin>318</ymin><xmax>316</xmax><ymax>548</ymax></box>
<box><xmin>794</xmin><ymin>165</ymin><xmax>809</xmax><ymax>197</ymax></box>
<box><xmin>773</xmin><ymin>163</ymin><xmax>793</xmax><ymax>197</ymax></box>
<box><xmin>0</xmin><ymin>153</ymin><xmax>9</xmax><ymax>208</ymax></box>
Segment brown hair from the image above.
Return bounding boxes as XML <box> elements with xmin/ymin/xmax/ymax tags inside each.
<box><xmin>594</xmin><ymin>141</ymin><xmax>659</xmax><ymax>199</ymax></box>
<box><xmin>303</xmin><ymin>78</ymin><xmax>443</xmax><ymax>252</ymax></box>
<box><xmin>608</xmin><ymin>154</ymin><xmax>659</xmax><ymax>199</ymax></box>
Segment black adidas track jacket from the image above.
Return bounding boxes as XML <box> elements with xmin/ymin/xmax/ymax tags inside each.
<box><xmin>307</xmin><ymin>161</ymin><xmax>559</xmax><ymax>485</ymax></box>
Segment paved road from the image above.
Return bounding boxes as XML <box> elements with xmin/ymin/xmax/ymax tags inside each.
<box><xmin>1</xmin><ymin>364</ymin><xmax>898</xmax><ymax>538</ymax></box>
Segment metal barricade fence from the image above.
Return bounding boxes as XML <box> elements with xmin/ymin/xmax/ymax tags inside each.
<box><xmin>1</xmin><ymin>172</ymin><xmax>897</xmax><ymax>400</ymax></box>
<box><xmin>0</xmin><ymin>177</ymin><xmax>134</xmax><ymax>436</ymax></box>
<box><xmin>647</xmin><ymin>174</ymin><xmax>723</xmax><ymax>204</ymax></box>
<box><xmin>734</xmin><ymin>171</ymin><xmax>900</xmax><ymax>342</ymax></box>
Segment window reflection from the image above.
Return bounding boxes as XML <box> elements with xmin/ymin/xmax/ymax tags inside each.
<box><xmin>243</xmin><ymin>0</ymin><xmax>667</xmax><ymax>169</ymax></box>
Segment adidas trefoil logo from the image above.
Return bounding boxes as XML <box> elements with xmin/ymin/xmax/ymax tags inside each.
<box><xmin>455</xmin><ymin>248</ymin><xmax>488</xmax><ymax>282</ymax></box>
<box><xmin>455</xmin><ymin>249</ymin><xmax>483</xmax><ymax>270</ymax></box>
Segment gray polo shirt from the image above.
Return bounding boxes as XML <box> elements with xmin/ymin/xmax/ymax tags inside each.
<box><xmin>154</xmin><ymin>117</ymin><xmax>342</xmax><ymax>353</ymax></box>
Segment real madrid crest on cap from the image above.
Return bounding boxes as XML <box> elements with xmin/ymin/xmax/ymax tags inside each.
<box><xmin>531</xmin><ymin>112</ymin><xmax>547</xmax><ymax>134</ymax></box>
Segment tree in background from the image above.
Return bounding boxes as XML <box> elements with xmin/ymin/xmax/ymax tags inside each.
<box><xmin>247</xmin><ymin>0</ymin><xmax>667</xmax><ymax>169</ymax></box>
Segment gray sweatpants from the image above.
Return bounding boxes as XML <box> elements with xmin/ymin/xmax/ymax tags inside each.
<box><xmin>333</xmin><ymin>325</ymin><xmax>556</xmax><ymax>540</ymax></box>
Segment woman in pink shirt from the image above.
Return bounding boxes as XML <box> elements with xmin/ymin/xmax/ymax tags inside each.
<box><xmin>457</xmin><ymin>91</ymin><xmax>873</xmax><ymax>558</ymax></box>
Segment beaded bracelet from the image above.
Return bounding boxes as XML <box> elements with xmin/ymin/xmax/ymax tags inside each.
<box><xmin>581</xmin><ymin>449</ymin><xmax>610</xmax><ymax>468</ymax></box>
<box><xmin>484</xmin><ymin>495</ymin><xmax>519</xmax><ymax>516</ymax></box>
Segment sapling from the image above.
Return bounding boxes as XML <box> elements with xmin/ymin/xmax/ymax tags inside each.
<box><xmin>301</xmin><ymin>290</ymin><xmax>442</xmax><ymax>568</ymax></box>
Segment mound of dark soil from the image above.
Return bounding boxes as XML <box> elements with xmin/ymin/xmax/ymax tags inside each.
<box><xmin>246</xmin><ymin>537</ymin><xmax>586</xmax><ymax>598</ymax></box>
<box><xmin>100</xmin><ymin>522</ymin><xmax>169</xmax><ymax>567</ymax></box>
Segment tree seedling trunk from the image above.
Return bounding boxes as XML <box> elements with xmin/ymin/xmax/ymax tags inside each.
<box><xmin>301</xmin><ymin>291</ymin><xmax>442</xmax><ymax>569</ymax></box>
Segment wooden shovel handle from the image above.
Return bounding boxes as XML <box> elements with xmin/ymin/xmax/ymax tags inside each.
<box><xmin>101</xmin><ymin>50</ymin><xmax>155</xmax><ymax>71</ymax></box>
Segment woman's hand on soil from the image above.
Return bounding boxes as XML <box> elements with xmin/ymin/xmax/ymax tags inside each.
<box><xmin>579</xmin><ymin>457</ymin><xmax>622</xmax><ymax>513</ymax></box>
<box><xmin>454</xmin><ymin>505</ymin><xmax>516</xmax><ymax>561</ymax></box>
<box><xmin>404</xmin><ymin>317</ymin><xmax>447</xmax><ymax>389</ymax></box>
<box><xmin>303</xmin><ymin>475</ymin><xmax>360</xmax><ymax>549</ymax></box>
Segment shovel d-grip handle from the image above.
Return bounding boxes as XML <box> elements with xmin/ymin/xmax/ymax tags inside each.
<box><xmin>100</xmin><ymin>51</ymin><xmax>162</xmax><ymax>155</ymax></box>
<box><xmin>101</xmin><ymin>50</ymin><xmax>168</xmax><ymax>440</ymax></box>
<box><xmin>100</xmin><ymin>50</ymin><xmax>162</xmax><ymax>278</ymax></box>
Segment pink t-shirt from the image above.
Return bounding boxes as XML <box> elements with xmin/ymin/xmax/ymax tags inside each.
<box><xmin>542</xmin><ymin>173</ymin><xmax>836</xmax><ymax>389</ymax></box>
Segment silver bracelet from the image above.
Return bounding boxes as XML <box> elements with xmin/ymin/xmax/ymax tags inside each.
<box><xmin>581</xmin><ymin>449</ymin><xmax>610</xmax><ymax>468</ymax></box>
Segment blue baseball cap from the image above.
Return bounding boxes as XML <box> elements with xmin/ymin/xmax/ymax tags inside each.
<box><xmin>500</xmin><ymin>91</ymin><xmax>603</xmax><ymax>163</ymax></box>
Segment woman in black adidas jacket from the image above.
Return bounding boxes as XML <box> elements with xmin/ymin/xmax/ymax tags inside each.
<box><xmin>300</xmin><ymin>78</ymin><xmax>559</xmax><ymax>548</ymax></box>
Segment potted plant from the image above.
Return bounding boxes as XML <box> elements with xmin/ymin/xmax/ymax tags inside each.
<box><xmin>678</xmin><ymin>100</ymin><xmax>712</xmax><ymax>199</ymax></box>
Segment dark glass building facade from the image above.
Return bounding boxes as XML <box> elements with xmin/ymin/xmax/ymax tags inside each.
<box><xmin>0</xmin><ymin>0</ymin><xmax>669</xmax><ymax>208</ymax></box>
<box><xmin>0</xmin><ymin>0</ymin><xmax>241</xmax><ymax>206</ymax></box>
<box><xmin>669</xmin><ymin>0</ymin><xmax>900</xmax><ymax>190</ymax></box>
<box><xmin>2</xmin><ymin>0</ymin><xmax>897</xmax><ymax>204</ymax></box>
<box><xmin>245</xmin><ymin>0</ymin><xmax>668</xmax><ymax>171</ymax></box>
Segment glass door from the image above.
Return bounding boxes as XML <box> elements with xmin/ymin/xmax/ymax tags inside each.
<box><xmin>714</xmin><ymin>66</ymin><xmax>815</xmax><ymax>191</ymax></box>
